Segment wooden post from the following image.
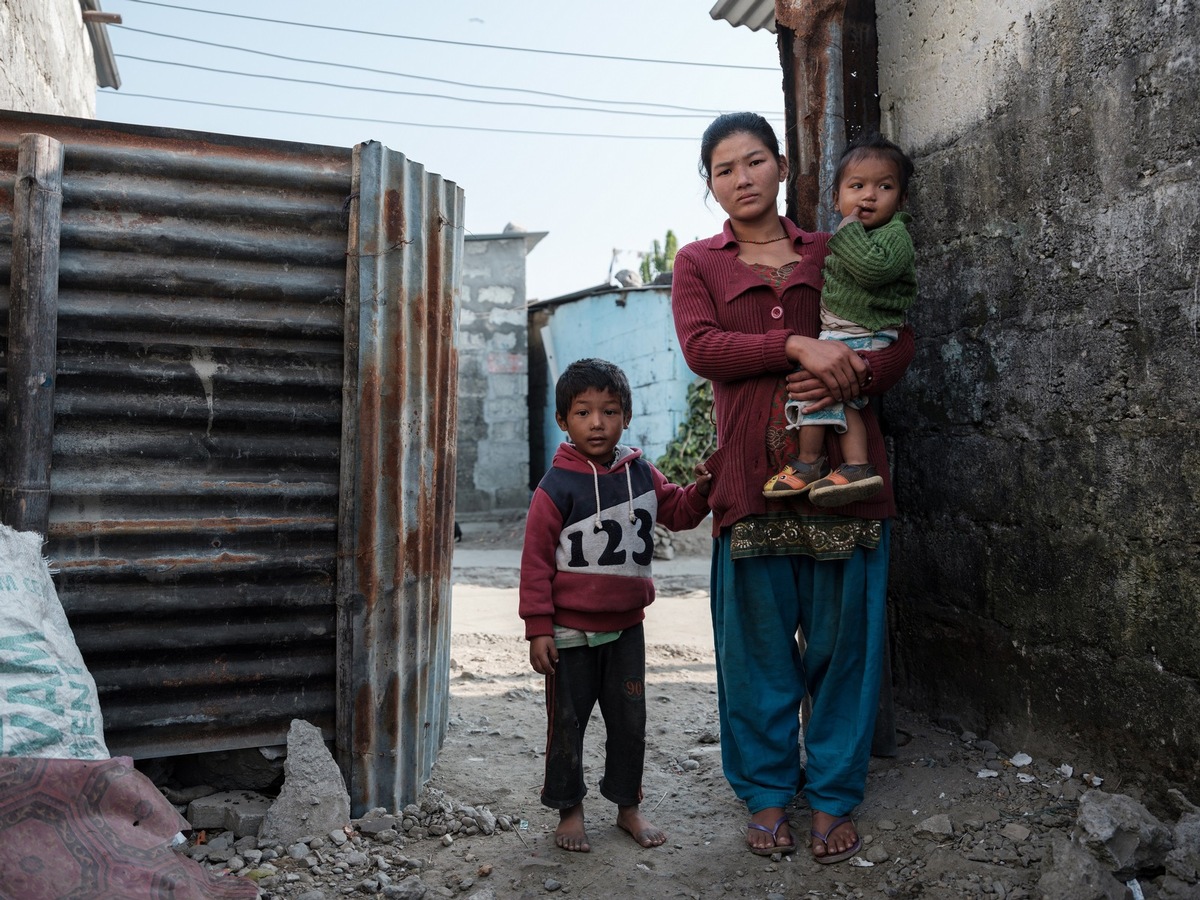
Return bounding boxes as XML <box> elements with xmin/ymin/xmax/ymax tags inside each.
<box><xmin>2</xmin><ymin>133</ymin><xmax>64</xmax><ymax>534</ymax></box>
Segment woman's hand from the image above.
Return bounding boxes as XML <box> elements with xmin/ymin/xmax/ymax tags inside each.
<box><xmin>784</xmin><ymin>335</ymin><xmax>869</xmax><ymax>408</ymax></box>
<box><xmin>529</xmin><ymin>636</ymin><xmax>558</xmax><ymax>675</ymax></box>
<box><xmin>785</xmin><ymin>367</ymin><xmax>835</xmax><ymax>412</ymax></box>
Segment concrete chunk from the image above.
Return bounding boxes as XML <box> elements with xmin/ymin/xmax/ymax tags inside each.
<box><xmin>186</xmin><ymin>790</ymin><xmax>272</xmax><ymax>838</ymax></box>
<box><xmin>259</xmin><ymin>719</ymin><xmax>351</xmax><ymax>845</ymax></box>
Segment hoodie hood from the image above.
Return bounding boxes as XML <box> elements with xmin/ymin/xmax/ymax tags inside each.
<box><xmin>551</xmin><ymin>441</ymin><xmax>642</xmax><ymax>474</ymax></box>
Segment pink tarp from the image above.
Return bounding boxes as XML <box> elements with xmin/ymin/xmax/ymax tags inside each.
<box><xmin>0</xmin><ymin>756</ymin><xmax>257</xmax><ymax>899</ymax></box>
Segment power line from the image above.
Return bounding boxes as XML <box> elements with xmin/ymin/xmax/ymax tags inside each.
<box><xmin>116</xmin><ymin>54</ymin><xmax>764</xmax><ymax>121</ymax></box>
<box><xmin>117</xmin><ymin>25</ymin><xmax>780</xmax><ymax>118</ymax></box>
<box><xmin>106</xmin><ymin>92</ymin><xmax>706</xmax><ymax>140</ymax></box>
<box><xmin>119</xmin><ymin>0</ymin><xmax>778</xmax><ymax>72</ymax></box>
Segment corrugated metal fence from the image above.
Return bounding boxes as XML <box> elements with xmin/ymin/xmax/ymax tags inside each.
<box><xmin>0</xmin><ymin>111</ymin><xmax>463</xmax><ymax>814</ymax></box>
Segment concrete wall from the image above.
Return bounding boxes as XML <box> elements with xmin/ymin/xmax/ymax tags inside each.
<box><xmin>455</xmin><ymin>234</ymin><xmax>534</xmax><ymax>516</ymax></box>
<box><xmin>0</xmin><ymin>0</ymin><xmax>97</xmax><ymax>117</ymax></box>
<box><xmin>878</xmin><ymin>1</ymin><xmax>1199</xmax><ymax>800</ymax></box>
<box><xmin>532</xmin><ymin>286</ymin><xmax>696</xmax><ymax>480</ymax></box>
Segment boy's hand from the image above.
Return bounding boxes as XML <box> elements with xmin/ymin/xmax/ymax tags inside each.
<box><xmin>694</xmin><ymin>464</ymin><xmax>713</xmax><ymax>498</ymax></box>
<box><xmin>529</xmin><ymin>636</ymin><xmax>558</xmax><ymax>675</ymax></box>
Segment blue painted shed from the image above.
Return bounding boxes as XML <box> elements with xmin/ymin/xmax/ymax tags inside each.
<box><xmin>527</xmin><ymin>282</ymin><xmax>698</xmax><ymax>483</ymax></box>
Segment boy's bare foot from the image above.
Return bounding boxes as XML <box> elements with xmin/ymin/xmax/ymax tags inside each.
<box><xmin>555</xmin><ymin>804</ymin><xmax>590</xmax><ymax>852</ymax></box>
<box><xmin>616</xmin><ymin>804</ymin><xmax>666</xmax><ymax>847</ymax></box>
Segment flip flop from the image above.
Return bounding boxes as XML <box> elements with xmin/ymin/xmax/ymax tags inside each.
<box><xmin>747</xmin><ymin>814</ymin><xmax>796</xmax><ymax>856</ymax></box>
<box><xmin>811</xmin><ymin>814</ymin><xmax>862</xmax><ymax>865</ymax></box>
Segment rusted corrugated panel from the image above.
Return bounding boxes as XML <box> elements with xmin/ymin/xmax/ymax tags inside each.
<box><xmin>777</xmin><ymin>1</ymin><xmax>880</xmax><ymax>230</ymax></box>
<box><xmin>777</xmin><ymin>1</ymin><xmax>844</xmax><ymax>231</ymax></box>
<box><xmin>0</xmin><ymin>110</ymin><xmax>352</xmax><ymax>759</ymax></box>
<box><xmin>0</xmin><ymin>110</ymin><xmax>464</xmax><ymax>810</ymax></box>
<box><xmin>337</xmin><ymin>141</ymin><xmax>464</xmax><ymax>816</ymax></box>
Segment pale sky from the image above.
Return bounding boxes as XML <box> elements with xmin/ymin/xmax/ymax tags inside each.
<box><xmin>94</xmin><ymin>0</ymin><xmax>784</xmax><ymax>301</ymax></box>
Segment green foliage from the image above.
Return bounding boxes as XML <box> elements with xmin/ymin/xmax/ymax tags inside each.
<box><xmin>656</xmin><ymin>378</ymin><xmax>715</xmax><ymax>486</ymax></box>
<box><xmin>640</xmin><ymin>229</ymin><xmax>678</xmax><ymax>284</ymax></box>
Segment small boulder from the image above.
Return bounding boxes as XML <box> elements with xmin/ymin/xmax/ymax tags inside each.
<box><xmin>915</xmin><ymin>813</ymin><xmax>954</xmax><ymax>837</ymax></box>
<box><xmin>1164</xmin><ymin>796</ymin><xmax>1200</xmax><ymax>885</ymax></box>
<box><xmin>1076</xmin><ymin>789</ymin><xmax>1174</xmax><ymax>878</ymax></box>
<box><xmin>382</xmin><ymin>874</ymin><xmax>429</xmax><ymax>899</ymax></box>
<box><xmin>1037</xmin><ymin>834</ymin><xmax>1126</xmax><ymax>900</ymax></box>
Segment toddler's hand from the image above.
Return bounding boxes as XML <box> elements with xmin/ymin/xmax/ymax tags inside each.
<box><xmin>529</xmin><ymin>636</ymin><xmax>558</xmax><ymax>675</ymax></box>
<box><xmin>837</xmin><ymin>207</ymin><xmax>865</xmax><ymax>231</ymax></box>
<box><xmin>694</xmin><ymin>464</ymin><xmax>713</xmax><ymax>498</ymax></box>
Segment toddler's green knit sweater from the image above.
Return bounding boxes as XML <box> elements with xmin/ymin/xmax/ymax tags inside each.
<box><xmin>821</xmin><ymin>211</ymin><xmax>916</xmax><ymax>332</ymax></box>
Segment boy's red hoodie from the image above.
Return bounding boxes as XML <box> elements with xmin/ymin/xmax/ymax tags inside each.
<box><xmin>519</xmin><ymin>442</ymin><xmax>710</xmax><ymax>640</ymax></box>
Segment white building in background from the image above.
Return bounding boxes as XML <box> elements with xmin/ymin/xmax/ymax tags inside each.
<box><xmin>0</xmin><ymin>0</ymin><xmax>120</xmax><ymax>117</ymax></box>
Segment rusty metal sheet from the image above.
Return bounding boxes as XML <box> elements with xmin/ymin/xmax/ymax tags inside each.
<box><xmin>337</xmin><ymin>141</ymin><xmax>464</xmax><ymax>816</ymax></box>
<box><xmin>777</xmin><ymin>1</ymin><xmax>880</xmax><ymax>230</ymax></box>
<box><xmin>0</xmin><ymin>109</ymin><xmax>463</xmax><ymax>812</ymax></box>
<box><xmin>0</xmin><ymin>110</ymin><xmax>351</xmax><ymax>760</ymax></box>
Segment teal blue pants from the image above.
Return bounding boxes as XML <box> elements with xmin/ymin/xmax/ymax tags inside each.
<box><xmin>710</xmin><ymin>523</ymin><xmax>889</xmax><ymax>816</ymax></box>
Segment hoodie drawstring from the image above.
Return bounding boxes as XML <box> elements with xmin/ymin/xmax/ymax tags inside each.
<box><xmin>624</xmin><ymin>464</ymin><xmax>635</xmax><ymax>523</ymax></box>
<box><xmin>585</xmin><ymin>457</ymin><xmax>637</xmax><ymax>527</ymax></box>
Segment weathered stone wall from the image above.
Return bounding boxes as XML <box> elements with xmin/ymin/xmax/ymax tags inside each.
<box><xmin>0</xmin><ymin>0</ymin><xmax>97</xmax><ymax>117</ymax></box>
<box><xmin>455</xmin><ymin>234</ymin><xmax>533</xmax><ymax>516</ymax></box>
<box><xmin>878</xmin><ymin>0</ymin><xmax>1199</xmax><ymax>800</ymax></box>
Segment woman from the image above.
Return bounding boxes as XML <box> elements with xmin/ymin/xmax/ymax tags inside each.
<box><xmin>671</xmin><ymin>112</ymin><xmax>914</xmax><ymax>863</ymax></box>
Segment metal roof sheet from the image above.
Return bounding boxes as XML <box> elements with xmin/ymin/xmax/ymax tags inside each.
<box><xmin>709</xmin><ymin>0</ymin><xmax>777</xmax><ymax>33</ymax></box>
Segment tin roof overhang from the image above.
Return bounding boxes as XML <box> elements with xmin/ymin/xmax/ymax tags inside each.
<box><xmin>709</xmin><ymin>0</ymin><xmax>777</xmax><ymax>33</ymax></box>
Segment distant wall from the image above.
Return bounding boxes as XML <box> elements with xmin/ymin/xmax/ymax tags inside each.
<box><xmin>878</xmin><ymin>0</ymin><xmax>1199</xmax><ymax>801</ymax></box>
<box><xmin>456</xmin><ymin>234</ymin><xmax>534</xmax><ymax>516</ymax></box>
<box><xmin>530</xmin><ymin>286</ymin><xmax>695</xmax><ymax>481</ymax></box>
<box><xmin>0</xmin><ymin>0</ymin><xmax>97</xmax><ymax>117</ymax></box>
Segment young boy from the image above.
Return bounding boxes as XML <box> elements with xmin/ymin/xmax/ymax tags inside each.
<box><xmin>763</xmin><ymin>131</ymin><xmax>917</xmax><ymax>506</ymax></box>
<box><xmin>520</xmin><ymin>358</ymin><xmax>712</xmax><ymax>853</ymax></box>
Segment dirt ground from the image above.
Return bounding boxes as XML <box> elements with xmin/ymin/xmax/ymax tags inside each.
<box><xmin>409</xmin><ymin>521</ymin><xmax>1131</xmax><ymax>900</ymax></box>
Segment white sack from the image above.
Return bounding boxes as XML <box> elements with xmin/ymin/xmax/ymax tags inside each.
<box><xmin>0</xmin><ymin>524</ymin><xmax>108</xmax><ymax>759</ymax></box>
